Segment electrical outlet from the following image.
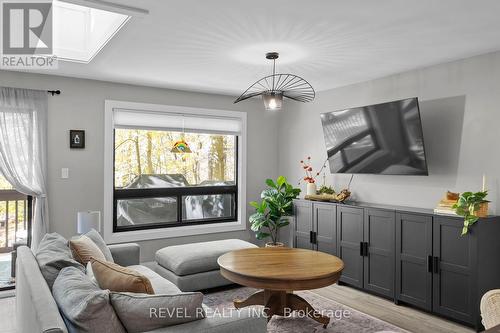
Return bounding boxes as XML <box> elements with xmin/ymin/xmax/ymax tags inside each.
<box><xmin>61</xmin><ymin>168</ymin><xmax>69</xmax><ymax>179</ymax></box>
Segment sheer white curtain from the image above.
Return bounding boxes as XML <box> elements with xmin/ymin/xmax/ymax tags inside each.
<box><xmin>0</xmin><ymin>87</ymin><xmax>48</xmax><ymax>250</ymax></box>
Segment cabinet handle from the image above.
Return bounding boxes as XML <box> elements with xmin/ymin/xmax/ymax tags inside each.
<box><xmin>433</xmin><ymin>256</ymin><xmax>439</xmax><ymax>274</ymax></box>
<box><xmin>427</xmin><ymin>256</ymin><xmax>433</xmax><ymax>273</ymax></box>
<box><xmin>363</xmin><ymin>242</ymin><xmax>369</xmax><ymax>256</ymax></box>
<box><xmin>360</xmin><ymin>242</ymin><xmax>364</xmax><ymax>256</ymax></box>
<box><xmin>309</xmin><ymin>231</ymin><xmax>313</xmax><ymax>244</ymax></box>
<box><xmin>313</xmin><ymin>232</ymin><xmax>317</xmax><ymax>245</ymax></box>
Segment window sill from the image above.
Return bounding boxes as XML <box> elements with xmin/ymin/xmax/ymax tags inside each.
<box><xmin>104</xmin><ymin>220</ymin><xmax>247</xmax><ymax>244</ymax></box>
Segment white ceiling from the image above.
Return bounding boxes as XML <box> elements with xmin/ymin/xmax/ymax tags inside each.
<box><xmin>13</xmin><ymin>0</ymin><xmax>500</xmax><ymax>96</ymax></box>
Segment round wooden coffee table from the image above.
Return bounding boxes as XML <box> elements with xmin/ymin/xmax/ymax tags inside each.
<box><xmin>217</xmin><ymin>247</ymin><xmax>344</xmax><ymax>328</ymax></box>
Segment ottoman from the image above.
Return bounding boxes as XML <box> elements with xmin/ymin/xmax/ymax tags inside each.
<box><xmin>154</xmin><ymin>239</ymin><xmax>257</xmax><ymax>291</ymax></box>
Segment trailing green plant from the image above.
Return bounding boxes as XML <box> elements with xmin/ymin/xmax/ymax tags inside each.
<box><xmin>249</xmin><ymin>176</ymin><xmax>301</xmax><ymax>244</ymax></box>
<box><xmin>318</xmin><ymin>185</ymin><xmax>335</xmax><ymax>195</ymax></box>
<box><xmin>452</xmin><ymin>191</ymin><xmax>489</xmax><ymax>235</ymax></box>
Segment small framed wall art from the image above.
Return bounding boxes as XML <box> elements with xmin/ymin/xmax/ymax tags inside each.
<box><xmin>70</xmin><ymin>130</ymin><xmax>85</xmax><ymax>149</ymax></box>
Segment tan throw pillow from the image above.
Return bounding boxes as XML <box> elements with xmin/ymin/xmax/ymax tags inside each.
<box><xmin>69</xmin><ymin>235</ymin><xmax>106</xmax><ymax>265</ymax></box>
<box><xmin>90</xmin><ymin>258</ymin><xmax>155</xmax><ymax>294</ymax></box>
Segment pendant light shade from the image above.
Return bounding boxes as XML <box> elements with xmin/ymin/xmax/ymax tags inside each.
<box><xmin>234</xmin><ymin>52</ymin><xmax>315</xmax><ymax>110</ymax></box>
<box><xmin>262</xmin><ymin>91</ymin><xmax>283</xmax><ymax>111</ymax></box>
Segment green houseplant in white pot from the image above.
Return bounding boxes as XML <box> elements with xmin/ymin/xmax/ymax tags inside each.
<box><xmin>249</xmin><ymin>176</ymin><xmax>301</xmax><ymax>247</ymax></box>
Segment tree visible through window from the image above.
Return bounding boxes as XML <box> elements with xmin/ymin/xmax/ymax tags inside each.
<box><xmin>113</xmin><ymin>128</ymin><xmax>238</xmax><ymax>230</ymax></box>
<box><xmin>115</xmin><ymin>129</ymin><xmax>235</xmax><ymax>188</ymax></box>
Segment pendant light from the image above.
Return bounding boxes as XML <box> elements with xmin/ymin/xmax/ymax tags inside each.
<box><xmin>234</xmin><ymin>52</ymin><xmax>315</xmax><ymax>111</ymax></box>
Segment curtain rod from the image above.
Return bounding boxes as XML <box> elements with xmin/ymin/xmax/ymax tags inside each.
<box><xmin>47</xmin><ymin>90</ymin><xmax>61</xmax><ymax>96</ymax></box>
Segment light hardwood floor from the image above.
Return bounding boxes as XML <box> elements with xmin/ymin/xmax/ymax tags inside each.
<box><xmin>311</xmin><ymin>283</ymin><xmax>474</xmax><ymax>333</ymax></box>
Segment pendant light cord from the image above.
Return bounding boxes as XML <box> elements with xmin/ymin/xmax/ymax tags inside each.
<box><xmin>272</xmin><ymin>58</ymin><xmax>276</xmax><ymax>91</ymax></box>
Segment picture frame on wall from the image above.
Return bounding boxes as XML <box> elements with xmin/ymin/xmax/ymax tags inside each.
<box><xmin>70</xmin><ymin>130</ymin><xmax>85</xmax><ymax>149</ymax></box>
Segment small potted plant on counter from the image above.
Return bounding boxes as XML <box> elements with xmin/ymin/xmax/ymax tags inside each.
<box><xmin>452</xmin><ymin>191</ymin><xmax>489</xmax><ymax>235</ymax></box>
<box><xmin>249</xmin><ymin>176</ymin><xmax>301</xmax><ymax>247</ymax></box>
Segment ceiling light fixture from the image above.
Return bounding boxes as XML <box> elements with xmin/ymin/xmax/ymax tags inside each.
<box><xmin>234</xmin><ymin>52</ymin><xmax>315</xmax><ymax>111</ymax></box>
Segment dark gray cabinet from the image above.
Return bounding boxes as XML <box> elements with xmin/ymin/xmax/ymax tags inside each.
<box><xmin>395</xmin><ymin>213</ymin><xmax>433</xmax><ymax>311</ymax></box>
<box><xmin>432</xmin><ymin>216</ymin><xmax>476</xmax><ymax>324</ymax></box>
<box><xmin>293</xmin><ymin>200</ymin><xmax>313</xmax><ymax>250</ymax></box>
<box><xmin>336</xmin><ymin>206</ymin><xmax>364</xmax><ymax>288</ymax></box>
<box><xmin>293</xmin><ymin>200</ymin><xmax>336</xmax><ymax>252</ymax></box>
<box><xmin>293</xmin><ymin>199</ymin><xmax>500</xmax><ymax>330</ymax></box>
<box><xmin>364</xmin><ymin>208</ymin><xmax>395</xmax><ymax>298</ymax></box>
<box><xmin>313</xmin><ymin>203</ymin><xmax>337</xmax><ymax>255</ymax></box>
<box><xmin>396</xmin><ymin>214</ymin><xmax>477</xmax><ymax>324</ymax></box>
<box><xmin>336</xmin><ymin>206</ymin><xmax>395</xmax><ymax>296</ymax></box>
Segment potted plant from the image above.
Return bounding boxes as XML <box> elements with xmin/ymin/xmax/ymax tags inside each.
<box><xmin>452</xmin><ymin>191</ymin><xmax>489</xmax><ymax>235</ymax></box>
<box><xmin>249</xmin><ymin>176</ymin><xmax>301</xmax><ymax>247</ymax></box>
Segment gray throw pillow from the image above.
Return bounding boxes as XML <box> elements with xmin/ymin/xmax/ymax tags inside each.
<box><xmin>84</xmin><ymin>229</ymin><xmax>114</xmax><ymax>262</ymax></box>
<box><xmin>35</xmin><ymin>233</ymin><xmax>84</xmax><ymax>289</ymax></box>
<box><xmin>110</xmin><ymin>291</ymin><xmax>205</xmax><ymax>333</ymax></box>
<box><xmin>53</xmin><ymin>267</ymin><xmax>126</xmax><ymax>333</ymax></box>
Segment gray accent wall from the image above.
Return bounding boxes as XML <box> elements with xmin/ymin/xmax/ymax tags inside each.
<box><xmin>0</xmin><ymin>70</ymin><xmax>279</xmax><ymax>261</ymax></box>
<box><xmin>278</xmin><ymin>51</ymin><xmax>500</xmax><ymax>214</ymax></box>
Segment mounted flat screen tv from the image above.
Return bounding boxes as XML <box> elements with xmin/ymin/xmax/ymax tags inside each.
<box><xmin>320</xmin><ymin>97</ymin><xmax>428</xmax><ymax>175</ymax></box>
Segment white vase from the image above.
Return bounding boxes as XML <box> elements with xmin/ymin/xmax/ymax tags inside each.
<box><xmin>306</xmin><ymin>182</ymin><xmax>317</xmax><ymax>196</ymax></box>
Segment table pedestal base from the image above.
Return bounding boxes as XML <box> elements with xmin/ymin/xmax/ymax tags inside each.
<box><xmin>234</xmin><ymin>290</ymin><xmax>330</xmax><ymax>328</ymax></box>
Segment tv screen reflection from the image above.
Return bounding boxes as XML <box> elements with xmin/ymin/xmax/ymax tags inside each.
<box><xmin>320</xmin><ymin>98</ymin><xmax>428</xmax><ymax>175</ymax></box>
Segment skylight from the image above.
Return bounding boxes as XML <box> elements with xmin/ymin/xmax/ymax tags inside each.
<box><xmin>52</xmin><ymin>0</ymin><xmax>130</xmax><ymax>63</ymax></box>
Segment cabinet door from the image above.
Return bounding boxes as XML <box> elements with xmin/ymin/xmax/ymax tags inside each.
<box><xmin>433</xmin><ymin>216</ymin><xmax>476</xmax><ymax>324</ymax></box>
<box><xmin>313</xmin><ymin>203</ymin><xmax>336</xmax><ymax>255</ymax></box>
<box><xmin>363</xmin><ymin>208</ymin><xmax>395</xmax><ymax>298</ymax></box>
<box><xmin>294</xmin><ymin>201</ymin><xmax>313</xmax><ymax>250</ymax></box>
<box><xmin>395</xmin><ymin>213</ymin><xmax>432</xmax><ymax>310</ymax></box>
<box><xmin>337</xmin><ymin>206</ymin><xmax>364</xmax><ymax>288</ymax></box>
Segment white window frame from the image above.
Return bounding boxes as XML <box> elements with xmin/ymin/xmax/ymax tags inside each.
<box><xmin>103</xmin><ymin>100</ymin><xmax>247</xmax><ymax>244</ymax></box>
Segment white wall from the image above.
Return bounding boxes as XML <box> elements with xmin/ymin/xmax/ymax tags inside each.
<box><xmin>279</xmin><ymin>51</ymin><xmax>500</xmax><ymax>214</ymax></box>
<box><xmin>3</xmin><ymin>49</ymin><xmax>499</xmax><ymax>260</ymax></box>
<box><xmin>0</xmin><ymin>70</ymin><xmax>279</xmax><ymax>260</ymax></box>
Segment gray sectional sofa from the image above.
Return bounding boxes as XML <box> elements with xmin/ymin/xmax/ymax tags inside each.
<box><xmin>16</xmin><ymin>242</ymin><xmax>266</xmax><ymax>333</ymax></box>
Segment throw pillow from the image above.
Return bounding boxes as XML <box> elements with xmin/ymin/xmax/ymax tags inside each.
<box><xmin>35</xmin><ymin>233</ymin><xmax>84</xmax><ymax>289</ymax></box>
<box><xmin>86</xmin><ymin>261</ymin><xmax>98</xmax><ymax>286</ymax></box>
<box><xmin>69</xmin><ymin>235</ymin><xmax>106</xmax><ymax>265</ymax></box>
<box><xmin>84</xmin><ymin>229</ymin><xmax>114</xmax><ymax>262</ymax></box>
<box><xmin>110</xmin><ymin>291</ymin><xmax>205</xmax><ymax>333</ymax></box>
<box><xmin>91</xmin><ymin>257</ymin><xmax>154</xmax><ymax>294</ymax></box>
<box><xmin>53</xmin><ymin>266</ymin><xmax>126</xmax><ymax>333</ymax></box>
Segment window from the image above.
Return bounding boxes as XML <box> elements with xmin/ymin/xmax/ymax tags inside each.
<box><xmin>107</xmin><ymin>103</ymin><xmax>245</xmax><ymax>238</ymax></box>
<box><xmin>53</xmin><ymin>0</ymin><xmax>131</xmax><ymax>63</ymax></box>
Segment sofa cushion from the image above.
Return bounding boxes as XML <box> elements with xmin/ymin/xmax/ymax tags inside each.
<box><xmin>155</xmin><ymin>239</ymin><xmax>257</xmax><ymax>276</ymax></box>
<box><xmin>91</xmin><ymin>257</ymin><xmax>155</xmax><ymax>294</ymax></box>
<box><xmin>154</xmin><ymin>263</ymin><xmax>230</xmax><ymax>291</ymax></box>
<box><xmin>128</xmin><ymin>264</ymin><xmax>181</xmax><ymax>295</ymax></box>
<box><xmin>69</xmin><ymin>235</ymin><xmax>106</xmax><ymax>265</ymax></box>
<box><xmin>52</xmin><ymin>266</ymin><xmax>126</xmax><ymax>333</ymax></box>
<box><xmin>84</xmin><ymin>229</ymin><xmax>114</xmax><ymax>262</ymax></box>
<box><xmin>35</xmin><ymin>232</ymin><xmax>84</xmax><ymax>289</ymax></box>
<box><xmin>110</xmin><ymin>291</ymin><xmax>205</xmax><ymax>333</ymax></box>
